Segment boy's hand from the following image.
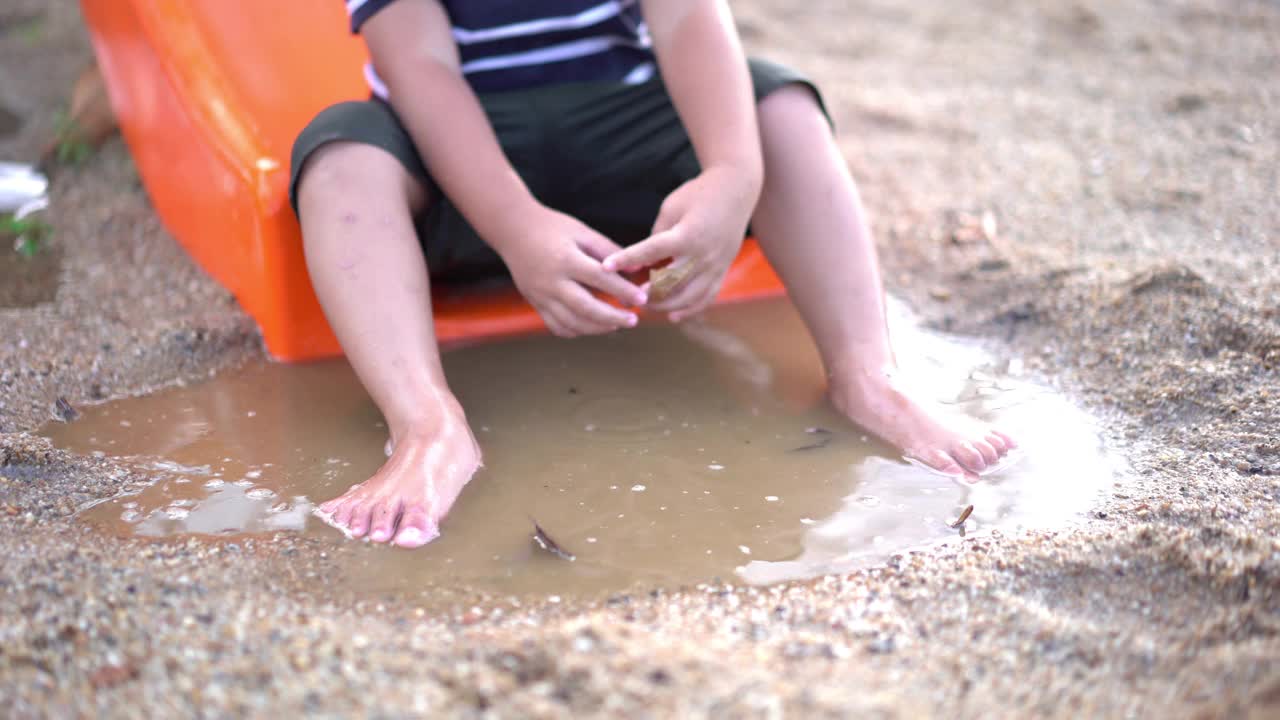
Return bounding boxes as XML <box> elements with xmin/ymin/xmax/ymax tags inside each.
<box><xmin>602</xmin><ymin>167</ymin><xmax>756</xmax><ymax>322</ymax></box>
<box><xmin>499</xmin><ymin>207</ymin><xmax>648</xmax><ymax>337</ymax></box>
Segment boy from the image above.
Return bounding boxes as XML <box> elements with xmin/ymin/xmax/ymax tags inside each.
<box><xmin>292</xmin><ymin>0</ymin><xmax>1015</xmax><ymax>547</ymax></box>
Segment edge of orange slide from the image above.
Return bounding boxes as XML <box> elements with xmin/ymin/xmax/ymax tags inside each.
<box><xmin>77</xmin><ymin>0</ymin><xmax>784</xmax><ymax>362</ymax></box>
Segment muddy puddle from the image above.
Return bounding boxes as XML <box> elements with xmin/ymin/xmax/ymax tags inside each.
<box><xmin>45</xmin><ymin>299</ymin><xmax>1115</xmax><ymax>602</ymax></box>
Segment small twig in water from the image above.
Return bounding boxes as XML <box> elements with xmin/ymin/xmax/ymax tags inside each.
<box><xmin>949</xmin><ymin>504</ymin><xmax>974</xmax><ymax>529</ymax></box>
<box><xmin>531</xmin><ymin>519</ymin><xmax>576</xmax><ymax>562</ymax></box>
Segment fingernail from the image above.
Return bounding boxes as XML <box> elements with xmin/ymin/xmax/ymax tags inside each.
<box><xmin>603</xmin><ymin>259</ymin><xmax>617</xmax><ymax>271</ymax></box>
<box><xmin>636</xmin><ymin>293</ymin><xmax>648</xmax><ymax>305</ymax></box>
<box><xmin>627</xmin><ymin>314</ymin><xmax>638</xmax><ymax>327</ymax></box>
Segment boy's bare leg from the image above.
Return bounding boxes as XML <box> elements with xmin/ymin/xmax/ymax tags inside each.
<box><xmin>749</xmin><ymin>87</ymin><xmax>1015</xmax><ymax>480</ymax></box>
<box><xmin>297</xmin><ymin>142</ymin><xmax>481</xmax><ymax>547</ymax></box>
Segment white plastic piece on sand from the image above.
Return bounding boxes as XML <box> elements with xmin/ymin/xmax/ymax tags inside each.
<box><xmin>15</xmin><ymin>196</ymin><xmax>47</xmax><ymax>220</ymax></box>
<box><xmin>0</xmin><ymin>162</ymin><xmax>48</xmax><ymax>213</ymax></box>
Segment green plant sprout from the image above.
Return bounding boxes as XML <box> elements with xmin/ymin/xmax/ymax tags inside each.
<box><xmin>1</xmin><ymin>214</ymin><xmax>52</xmax><ymax>259</ymax></box>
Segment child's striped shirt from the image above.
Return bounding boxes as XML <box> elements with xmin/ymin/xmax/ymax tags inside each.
<box><xmin>345</xmin><ymin>0</ymin><xmax>656</xmax><ymax>96</ymax></box>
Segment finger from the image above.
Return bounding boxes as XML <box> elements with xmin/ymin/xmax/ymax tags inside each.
<box><xmin>540</xmin><ymin>304</ymin><xmax>576</xmax><ymax>338</ymax></box>
<box><xmin>602</xmin><ymin>229</ymin><xmax>681</xmax><ymax>273</ymax></box>
<box><xmin>669</xmin><ymin>284</ymin><xmax>720</xmax><ymax>323</ymax></box>
<box><xmin>651</xmin><ymin>193</ymin><xmax>685</xmax><ymax>235</ymax></box>
<box><xmin>571</xmin><ymin>254</ymin><xmax>647</xmax><ymax>306</ymax></box>
<box><xmin>547</xmin><ymin>299</ymin><xmax>606</xmax><ymax>338</ymax></box>
<box><xmin>562</xmin><ymin>283</ymin><xmax>636</xmax><ymax>332</ymax></box>
<box><xmin>575</xmin><ymin>230</ymin><xmax>625</xmax><ymax>262</ymax></box>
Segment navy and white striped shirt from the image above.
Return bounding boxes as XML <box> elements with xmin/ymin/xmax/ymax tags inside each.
<box><xmin>345</xmin><ymin>0</ymin><xmax>656</xmax><ymax>96</ymax></box>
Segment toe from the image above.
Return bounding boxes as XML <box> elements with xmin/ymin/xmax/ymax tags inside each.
<box><xmin>393</xmin><ymin>506</ymin><xmax>440</xmax><ymax>548</ymax></box>
<box><xmin>985</xmin><ymin>432</ymin><xmax>1008</xmax><ymax>454</ymax></box>
<box><xmin>954</xmin><ymin>442</ymin><xmax>988</xmax><ymax>473</ymax></box>
<box><xmin>991</xmin><ymin>429</ymin><xmax>1018</xmax><ymax>449</ymax></box>
<box><xmin>973</xmin><ymin>439</ymin><xmax>999</xmax><ymax>466</ymax></box>
<box><xmin>919</xmin><ymin>448</ymin><xmax>966</xmax><ymax>477</ymax></box>
<box><xmin>368</xmin><ymin>500</ymin><xmax>403</xmax><ymax>543</ymax></box>
<box><xmin>347</xmin><ymin>501</ymin><xmax>374</xmax><ymax>538</ymax></box>
<box><xmin>331</xmin><ymin>497</ymin><xmax>358</xmax><ymax>528</ymax></box>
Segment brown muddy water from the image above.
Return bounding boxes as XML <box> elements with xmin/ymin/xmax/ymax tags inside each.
<box><xmin>44</xmin><ymin>299</ymin><xmax>1115</xmax><ymax>602</ymax></box>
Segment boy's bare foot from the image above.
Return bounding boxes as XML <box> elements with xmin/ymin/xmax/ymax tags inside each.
<box><xmin>314</xmin><ymin>414</ymin><xmax>481</xmax><ymax>548</ymax></box>
<box><xmin>831</xmin><ymin>372</ymin><xmax>1016</xmax><ymax>482</ymax></box>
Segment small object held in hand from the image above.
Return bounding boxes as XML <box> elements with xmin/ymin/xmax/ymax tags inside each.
<box><xmin>647</xmin><ymin>263</ymin><xmax>692</xmax><ymax>303</ymax></box>
<box><xmin>949</xmin><ymin>504</ymin><xmax>974</xmax><ymax>529</ymax></box>
<box><xmin>531</xmin><ymin>519</ymin><xmax>576</xmax><ymax>561</ymax></box>
<box><xmin>53</xmin><ymin>396</ymin><xmax>79</xmax><ymax>423</ymax></box>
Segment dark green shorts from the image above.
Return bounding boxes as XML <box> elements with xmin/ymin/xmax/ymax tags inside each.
<box><xmin>290</xmin><ymin>58</ymin><xmax>829</xmax><ymax>282</ymax></box>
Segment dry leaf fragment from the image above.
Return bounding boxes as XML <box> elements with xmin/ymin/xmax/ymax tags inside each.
<box><xmin>949</xmin><ymin>505</ymin><xmax>974</xmax><ymax>529</ymax></box>
<box><xmin>531</xmin><ymin>519</ymin><xmax>576</xmax><ymax>562</ymax></box>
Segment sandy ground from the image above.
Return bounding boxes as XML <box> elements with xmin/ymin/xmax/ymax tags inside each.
<box><xmin>2</xmin><ymin>0</ymin><xmax>1278</xmax><ymax>717</ymax></box>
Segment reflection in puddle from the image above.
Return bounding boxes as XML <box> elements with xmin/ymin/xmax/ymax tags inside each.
<box><xmin>45</xmin><ymin>299</ymin><xmax>1114</xmax><ymax>600</ymax></box>
<box><xmin>738</xmin><ymin>389</ymin><xmax>1109</xmax><ymax>584</ymax></box>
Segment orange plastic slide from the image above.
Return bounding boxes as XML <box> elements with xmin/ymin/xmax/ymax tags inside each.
<box><xmin>78</xmin><ymin>1</ymin><xmax>784</xmax><ymax>362</ymax></box>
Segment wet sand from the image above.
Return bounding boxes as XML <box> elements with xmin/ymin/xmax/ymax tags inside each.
<box><xmin>3</xmin><ymin>0</ymin><xmax>1279</xmax><ymax>717</ymax></box>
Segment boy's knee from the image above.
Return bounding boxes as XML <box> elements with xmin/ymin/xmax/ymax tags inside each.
<box><xmin>296</xmin><ymin>141</ymin><xmax>425</xmax><ymax>214</ymax></box>
<box><xmin>298</xmin><ymin>142</ymin><xmax>376</xmax><ymax>195</ymax></box>
<box><xmin>291</xmin><ymin>101</ymin><xmax>427</xmax><ymax>212</ymax></box>
<box><xmin>758</xmin><ymin>84</ymin><xmax>825</xmax><ymax>121</ymax></box>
